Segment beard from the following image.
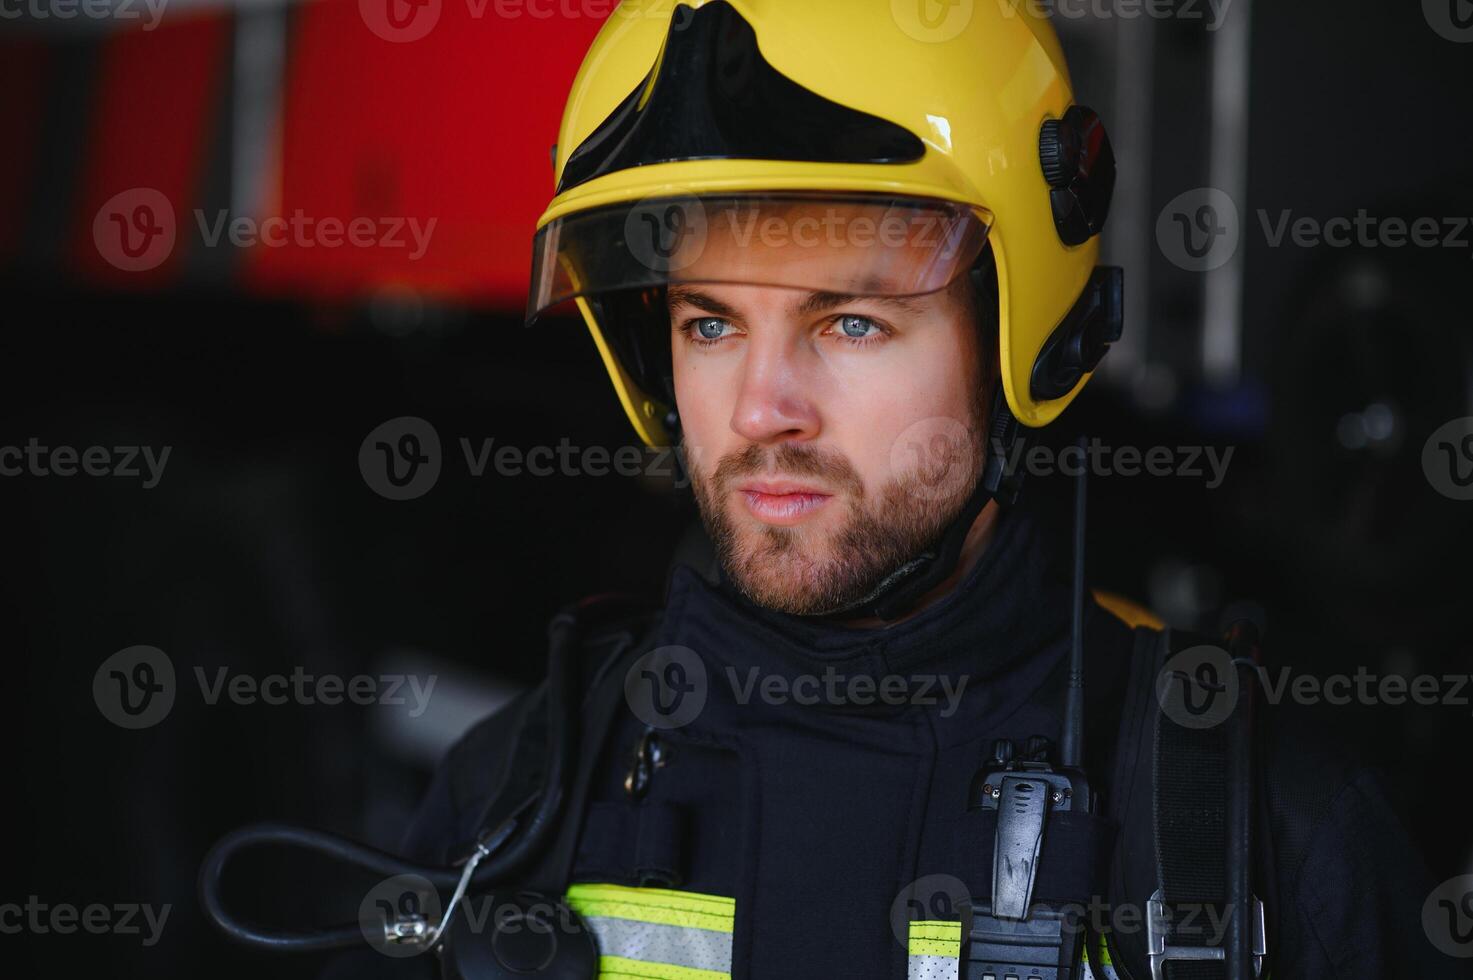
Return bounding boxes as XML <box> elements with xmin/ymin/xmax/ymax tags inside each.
<box><xmin>685</xmin><ymin>389</ymin><xmax>988</xmax><ymax>617</ymax></box>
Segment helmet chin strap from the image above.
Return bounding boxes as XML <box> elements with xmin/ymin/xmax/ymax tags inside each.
<box><xmin>809</xmin><ymin>381</ymin><xmax>1028</xmax><ymax>624</ymax></box>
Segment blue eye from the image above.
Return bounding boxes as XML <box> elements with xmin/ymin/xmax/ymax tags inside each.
<box><xmin>694</xmin><ymin>317</ymin><xmax>728</xmax><ymax>340</ymax></box>
<box><xmin>838</xmin><ymin>315</ymin><xmax>880</xmax><ymax>339</ymax></box>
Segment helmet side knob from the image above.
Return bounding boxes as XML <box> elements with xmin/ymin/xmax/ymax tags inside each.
<box><xmin>1039</xmin><ymin>118</ymin><xmax>1080</xmax><ymax>188</ymax></box>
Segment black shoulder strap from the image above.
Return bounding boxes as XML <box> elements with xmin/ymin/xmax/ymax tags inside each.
<box><xmin>1104</xmin><ymin>625</ymin><xmax>1167</xmax><ymax>977</ymax></box>
<box><xmin>1106</xmin><ymin>625</ymin><xmax>1264</xmax><ymax>980</ymax></box>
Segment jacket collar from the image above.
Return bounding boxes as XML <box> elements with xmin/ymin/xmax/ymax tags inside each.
<box><xmin>659</xmin><ymin>499</ymin><xmax>1075</xmax><ymax>687</ymax></box>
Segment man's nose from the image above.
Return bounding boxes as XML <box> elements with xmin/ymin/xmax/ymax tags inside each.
<box><xmin>728</xmin><ymin>332</ymin><xmax>820</xmax><ymax>445</ymax></box>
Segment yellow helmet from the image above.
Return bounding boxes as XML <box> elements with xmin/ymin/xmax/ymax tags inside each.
<box><xmin>527</xmin><ymin>0</ymin><xmax>1120</xmax><ymax>448</ymax></box>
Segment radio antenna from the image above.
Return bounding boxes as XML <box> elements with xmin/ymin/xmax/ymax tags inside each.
<box><xmin>1060</xmin><ymin>434</ymin><xmax>1087</xmax><ymax>769</ymax></box>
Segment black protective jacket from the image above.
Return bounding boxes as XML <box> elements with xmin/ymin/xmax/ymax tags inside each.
<box><xmin>335</xmin><ymin>501</ymin><xmax>1461</xmax><ymax>980</ymax></box>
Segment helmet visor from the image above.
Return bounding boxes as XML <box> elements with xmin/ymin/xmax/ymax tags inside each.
<box><xmin>526</xmin><ymin>193</ymin><xmax>990</xmax><ymax>323</ymax></box>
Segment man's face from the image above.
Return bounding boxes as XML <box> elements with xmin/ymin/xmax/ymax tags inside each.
<box><xmin>670</xmin><ymin>273</ymin><xmax>989</xmax><ymax>616</ymax></box>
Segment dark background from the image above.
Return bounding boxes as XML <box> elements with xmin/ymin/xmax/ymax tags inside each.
<box><xmin>3</xmin><ymin>0</ymin><xmax>1471</xmax><ymax>975</ymax></box>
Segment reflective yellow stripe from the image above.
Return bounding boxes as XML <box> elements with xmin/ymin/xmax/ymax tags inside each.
<box><xmin>566</xmin><ymin>884</ymin><xmax>735</xmax><ymax>980</ymax></box>
<box><xmin>907</xmin><ymin>920</ymin><xmax>962</xmax><ymax>958</ymax></box>
<box><xmin>597</xmin><ymin>954</ymin><xmax>730</xmax><ymax>980</ymax></box>
<box><xmin>566</xmin><ymin>883</ymin><xmax>735</xmax><ymax>933</ymax></box>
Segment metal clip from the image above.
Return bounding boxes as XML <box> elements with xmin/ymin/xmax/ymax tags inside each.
<box><xmin>384</xmin><ymin>911</ymin><xmax>430</xmax><ymax>946</ymax></box>
<box><xmin>1146</xmin><ymin>889</ymin><xmax>1267</xmax><ymax>980</ymax></box>
<box><xmin>990</xmin><ymin>774</ymin><xmax>1051</xmax><ymax>921</ymax></box>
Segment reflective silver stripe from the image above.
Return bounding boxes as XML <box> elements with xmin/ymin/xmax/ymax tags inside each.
<box><xmin>907</xmin><ymin>953</ymin><xmax>959</xmax><ymax>980</ymax></box>
<box><xmin>583</xmin><ymin>914</ymin><xmax>733</xmax><ymax>974</ymax></box>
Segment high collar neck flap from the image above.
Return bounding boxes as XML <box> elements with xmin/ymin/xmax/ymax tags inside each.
<box><xmin>662</xmin><ymin>500</ymin><xmax>1073</xmax><ymax>684</ymax></box>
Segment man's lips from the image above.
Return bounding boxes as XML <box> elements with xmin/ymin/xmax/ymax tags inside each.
<box><xmin>735</xmin><ymin>481</ymin><xmax>834</xmax><ymax>525</ymax></box>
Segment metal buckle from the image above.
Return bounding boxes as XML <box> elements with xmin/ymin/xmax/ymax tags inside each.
<box><xmin>624</xmin><ymin>729</ymin><xmax>668</xmax><ymax>800</ymax></box>
<box><xmin>1145</xmin><ymin>889</ymin><xmax>1266</xmax><ymax>980</ymax></box>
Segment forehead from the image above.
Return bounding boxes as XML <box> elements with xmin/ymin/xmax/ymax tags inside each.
<box><xmin>666</xmin><ymin>281</ymin><xmax>945</xmax><ymax>320</ymax></box>
<box><xmin>666</xmin><ymin>197</ymin><xmax>984</xmax><ymax>298</ymax></box>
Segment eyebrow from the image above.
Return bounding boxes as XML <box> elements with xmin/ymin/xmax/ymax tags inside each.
<box><xmin>665</xmin><ymin>286</ymin><xmax>739</xmax><ymax>318</ymax></box>
<box><xmin>794</xmin><ymin>290</ymin><xmax>927</xmax><ymax>317</ymax></box>
<box><xmin>666</xmin><ymin>285</ymin><xmax>928</xmax><ymax>319</ymax></box>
